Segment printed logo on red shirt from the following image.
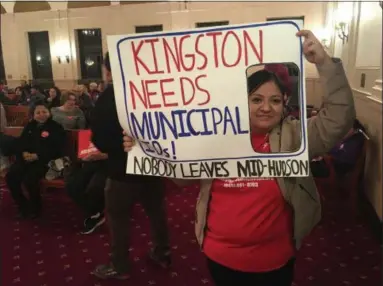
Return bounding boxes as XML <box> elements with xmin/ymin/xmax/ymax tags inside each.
<box><xmin>41</xmin><ymin>131</ymin><xmax>49</xmax><ymax>138</ymax></box>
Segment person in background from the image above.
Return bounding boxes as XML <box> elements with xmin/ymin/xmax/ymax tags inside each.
<box><xmin>15</xmin><ymin>86</ymin><xmax>27</xmax><ymax>105</ymax></box>
<box><xmin>78</xmin><ymin>84</ymin><xmax>93</xmax><ymax>108</ymax></box>
<box><xmin>123</xmin><ymin>30</ymin><xmax>356</xmax><ymax>286</ymax></box>
<box><xmin>19</xmin><ymin>80</ymin><xmax>31</xmax><ymax>101</ymax></box>
<box><xmin>97</xmin><ymin>82</ymin><xmax>105</xmax><ymax>93</ymax></box>
<box><xmin>46</xmin><ymin>86</ymin><xmax>61</xmax><ymax>109</ymax></box>
<box><xmin>19</xmin><ymin>85</ymin><xmax>45</xmax><ymax>107</ymax></box>
<box><xmin>30</xmin><ymin>85</ymin><xmax>46</xmax><ymax>101</ymax></box>
<box><xmin>74</xmin><ymin>84</ymin><xmax>93</xmax><ymax>126</ymax></box>
<box><xmin>0</xmin><ymin>89</ymin><xmax>19</xmax><ymax>105</ymax></box>
<box><xmin>89</xmin><ymin>82</ymin><xmax>100</xmax><ymax>102</ymax></box>
<box><xmin>0</xmin><ymin>81</ymin><xmax>5</xmax><ymax>93</ymax></box>
<box><xmin>51</xmin><ymin>92</ymin><xmax>86</xmax><ymax>130</ymax></box>
<box><xmin>5</xmin><ymin>102</ymin><xmax>66</xmax><ymax>218</ymax></box>
<box><xmin>90</xmin><ymin>52</ymin><xmax>170</xmax><ymax>280</ymax></box>
<box><xmin>66</xmin><ymin>151</ymin><xmax>108</xmax><ymax>234</ymax></box>
<box><xmin>14</xmin><ymin>87</ymin><xmax>24</xmax><ymax>103</ymax></box>
<box><xmin>20</xmin><ymin>80</ymin><xmax>30</xmax><ymax>90</ymax></box>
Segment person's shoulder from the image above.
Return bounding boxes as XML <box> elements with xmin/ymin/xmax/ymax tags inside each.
<box><xmin>95</xmin><ymin>86</ymin><xmax>115</xmax><ymax>107</ymax></box>
<box><xmin>74</xmin><ymin>106</ymin><xmax>84</xmax><ymax>113</ymax></box>
<box><xmin>280</xmin><ymin>116</ymin><xmax>302</xmax><ymax>147</ymax></box>
<box><xmin>282</xmin><ymin>115</ymin><xmax>300</xmax><ymax>130</ymax></box>
<box><xmin>25</xmin><ymin>119</ymin><xmax>36</xmax><ymax>127</ymax></box>
<box><xmin>101</xmin><ymin>84</ymin><xmax>114</xmax><ymax>97</ymax></box>
<box><xmin>24</xmin><ymin>119</ymin><xmax>37</xmax><ymax>131</ymax></box>
<box><xmin>47</xmin><ymin>118</ymin><xmax>65</xmax><ymax>130</ymax></box>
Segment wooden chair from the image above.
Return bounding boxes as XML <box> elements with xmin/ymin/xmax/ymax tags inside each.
<box><xmin>4</xmin><ymin>105</ymin><xmax>30</xmax><ymax>126</ymax></box>
<box><xmin>3</xmin><ymin>126</ymin><xmax>24</xmax><ymax>137</ymax></box>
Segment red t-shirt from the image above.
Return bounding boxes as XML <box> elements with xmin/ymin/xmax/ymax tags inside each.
<box><xmin>203</xmin><ymin>133</ymin><xmax>294</xmax><ymax>273</ymax></box>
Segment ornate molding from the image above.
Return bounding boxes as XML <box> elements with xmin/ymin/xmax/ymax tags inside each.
<box><xmin>371</xmin><ymin>79</ymin><xmax>383</xmax><ymax>103</ymax></box>
<box><xmin>14</xmin><ymin>1</ymin><xmax>51</xmax><ymax>13</ymax></box>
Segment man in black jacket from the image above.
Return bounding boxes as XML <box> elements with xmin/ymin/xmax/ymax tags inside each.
<box><xmin>90</xmin><ymin>52</ymin><xmax>170</xmax><ymax>280</ymax></box>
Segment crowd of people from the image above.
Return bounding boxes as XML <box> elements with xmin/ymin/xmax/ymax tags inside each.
<box><xmin>0</xmin><ymin>30</ymin><xmax>362</xmax><ymax>286</ymax></box>
<box><xmin>0</xmin><ymin>80</ymin><xmax>108</xmax><ymax>233</ymax></box>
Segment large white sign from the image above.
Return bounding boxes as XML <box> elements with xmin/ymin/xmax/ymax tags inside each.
<box><xmin>107</xmin><ymin>20</ymin><xmax>309</xmax><ymax>179</ymax></box>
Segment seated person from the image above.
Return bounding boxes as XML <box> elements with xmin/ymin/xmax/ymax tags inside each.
<box><xmin>19</xmin><ymin>85</ymin><xmax>45</xmax><ymax>107</ymax></box>
<box><xmin>311</xmin><ymin>119</ymin><xmax>366</xmax><ymax>178</ymax></box>
<box><xmin>0</xmin><ymin>81</ymin><xmax>5</xmax><ymax>93</ymax></box>
<box><xmin>46</xmin><ymin>87</ymin><xmax>61</xmax><ymax>109</ymax></box>
<box><xmin>0</xmin><ymin>88</ymin><xmax>19</xmax><ymax>105</ymax></box>
<box><xmin>51</xmin><ymin>92</ymin><xmax>86</xmax><ymax>130</ymax></box>
<box><xmin>74</xmin><ymin>85</ymin><xmax>93</xmax><ymax>126</ymax></box>
<box><xmin>97</xmin><ymin>82</ymin><xmax>105</xmax><ymax>93</ymax></box>
<box><xmin>66</xmin><ymin>151</ymin><xmax>108</xmax><ymax>234</ymax></box>
<box><xmin>5</xmin><ymin>102</ymin><xmax>66</xmax><ymax>218</ymax></box>
<box><xmin>89</xmin><ymin>82</ymin><xmax>100</xmax><ymax>102</ymax></box>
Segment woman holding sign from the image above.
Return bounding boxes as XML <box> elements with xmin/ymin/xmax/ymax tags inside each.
<box><xmin>124</xmin><ymin>30</ymin><xmax>355</xmax><ymax>286</ymax></box>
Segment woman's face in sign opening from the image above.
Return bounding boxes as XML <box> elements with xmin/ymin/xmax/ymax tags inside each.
<box><xmin>248</xmin><ymin>80</ymin><xmax>286</xmax><ymax>133</ymax></box>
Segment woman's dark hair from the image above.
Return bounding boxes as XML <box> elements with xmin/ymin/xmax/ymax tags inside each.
<box><xmin>104</xmin><ymin>52</ymin><xmax>111</xmax><ymax>72</ymax></box>
<box><xmin>247</xmin><ymin>70</ymin><xmax>286</xmax><ymax>97</ymax></box>
<box><xmin>29</xmin><ymin>101</ymin><xmax>50</xmax><ymax>117</ymax></box>
<box><xmin>50</xmin><ymin>86</ymin><xmax>61</xmax><ymax>97</ymax></box>
<box><xmin>31</xmin><ymin>84</ymin><xmax>39</xmax><ymax>90</ymax></box>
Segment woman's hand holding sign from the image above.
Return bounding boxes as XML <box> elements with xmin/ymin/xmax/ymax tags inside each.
<box><xmin>296</xmin><ymin>30</ymin><xmax>331</xmax><ymax>66</ymax></box>
<box><xmin>123</xmin><ymin>131</ymin><xmax>135</xmax><ymax>153</ymax></box>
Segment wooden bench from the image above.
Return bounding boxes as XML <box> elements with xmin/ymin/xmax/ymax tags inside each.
<box><xmin>2</xmin><ymin>127</ymin><xmax>80</xmax><ymax>191</ymax></box>
<box><xmin>4</xmin><ymin>105</ymin><xmax>30</xmax><ymax>127</ymax></box>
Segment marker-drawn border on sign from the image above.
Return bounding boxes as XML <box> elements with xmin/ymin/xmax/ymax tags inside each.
<box><xmin>116</xmin><ymin>20</ymin><xmax>306</xmax><ymax>162</ymax></box>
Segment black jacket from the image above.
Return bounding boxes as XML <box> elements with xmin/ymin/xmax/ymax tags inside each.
<box><xmin>17</xmin><ymin>118</ymin><xmax>66</xmax><ymax>165</ymax></box>
<box><xmin>90</xmin><ymin>84</ymin><xmax>153</xmax><ymax>182</ymax></box>
<box><xmin>90</xmin><ymin>84</ymin><xmax>129</xmax><ymax>181</ymax></box>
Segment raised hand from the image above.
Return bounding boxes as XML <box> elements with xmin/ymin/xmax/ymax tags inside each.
<box><xmin>296</xmin><ymin>30</ymin><xmax>331</xmax><ymax>66</ymax></box>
